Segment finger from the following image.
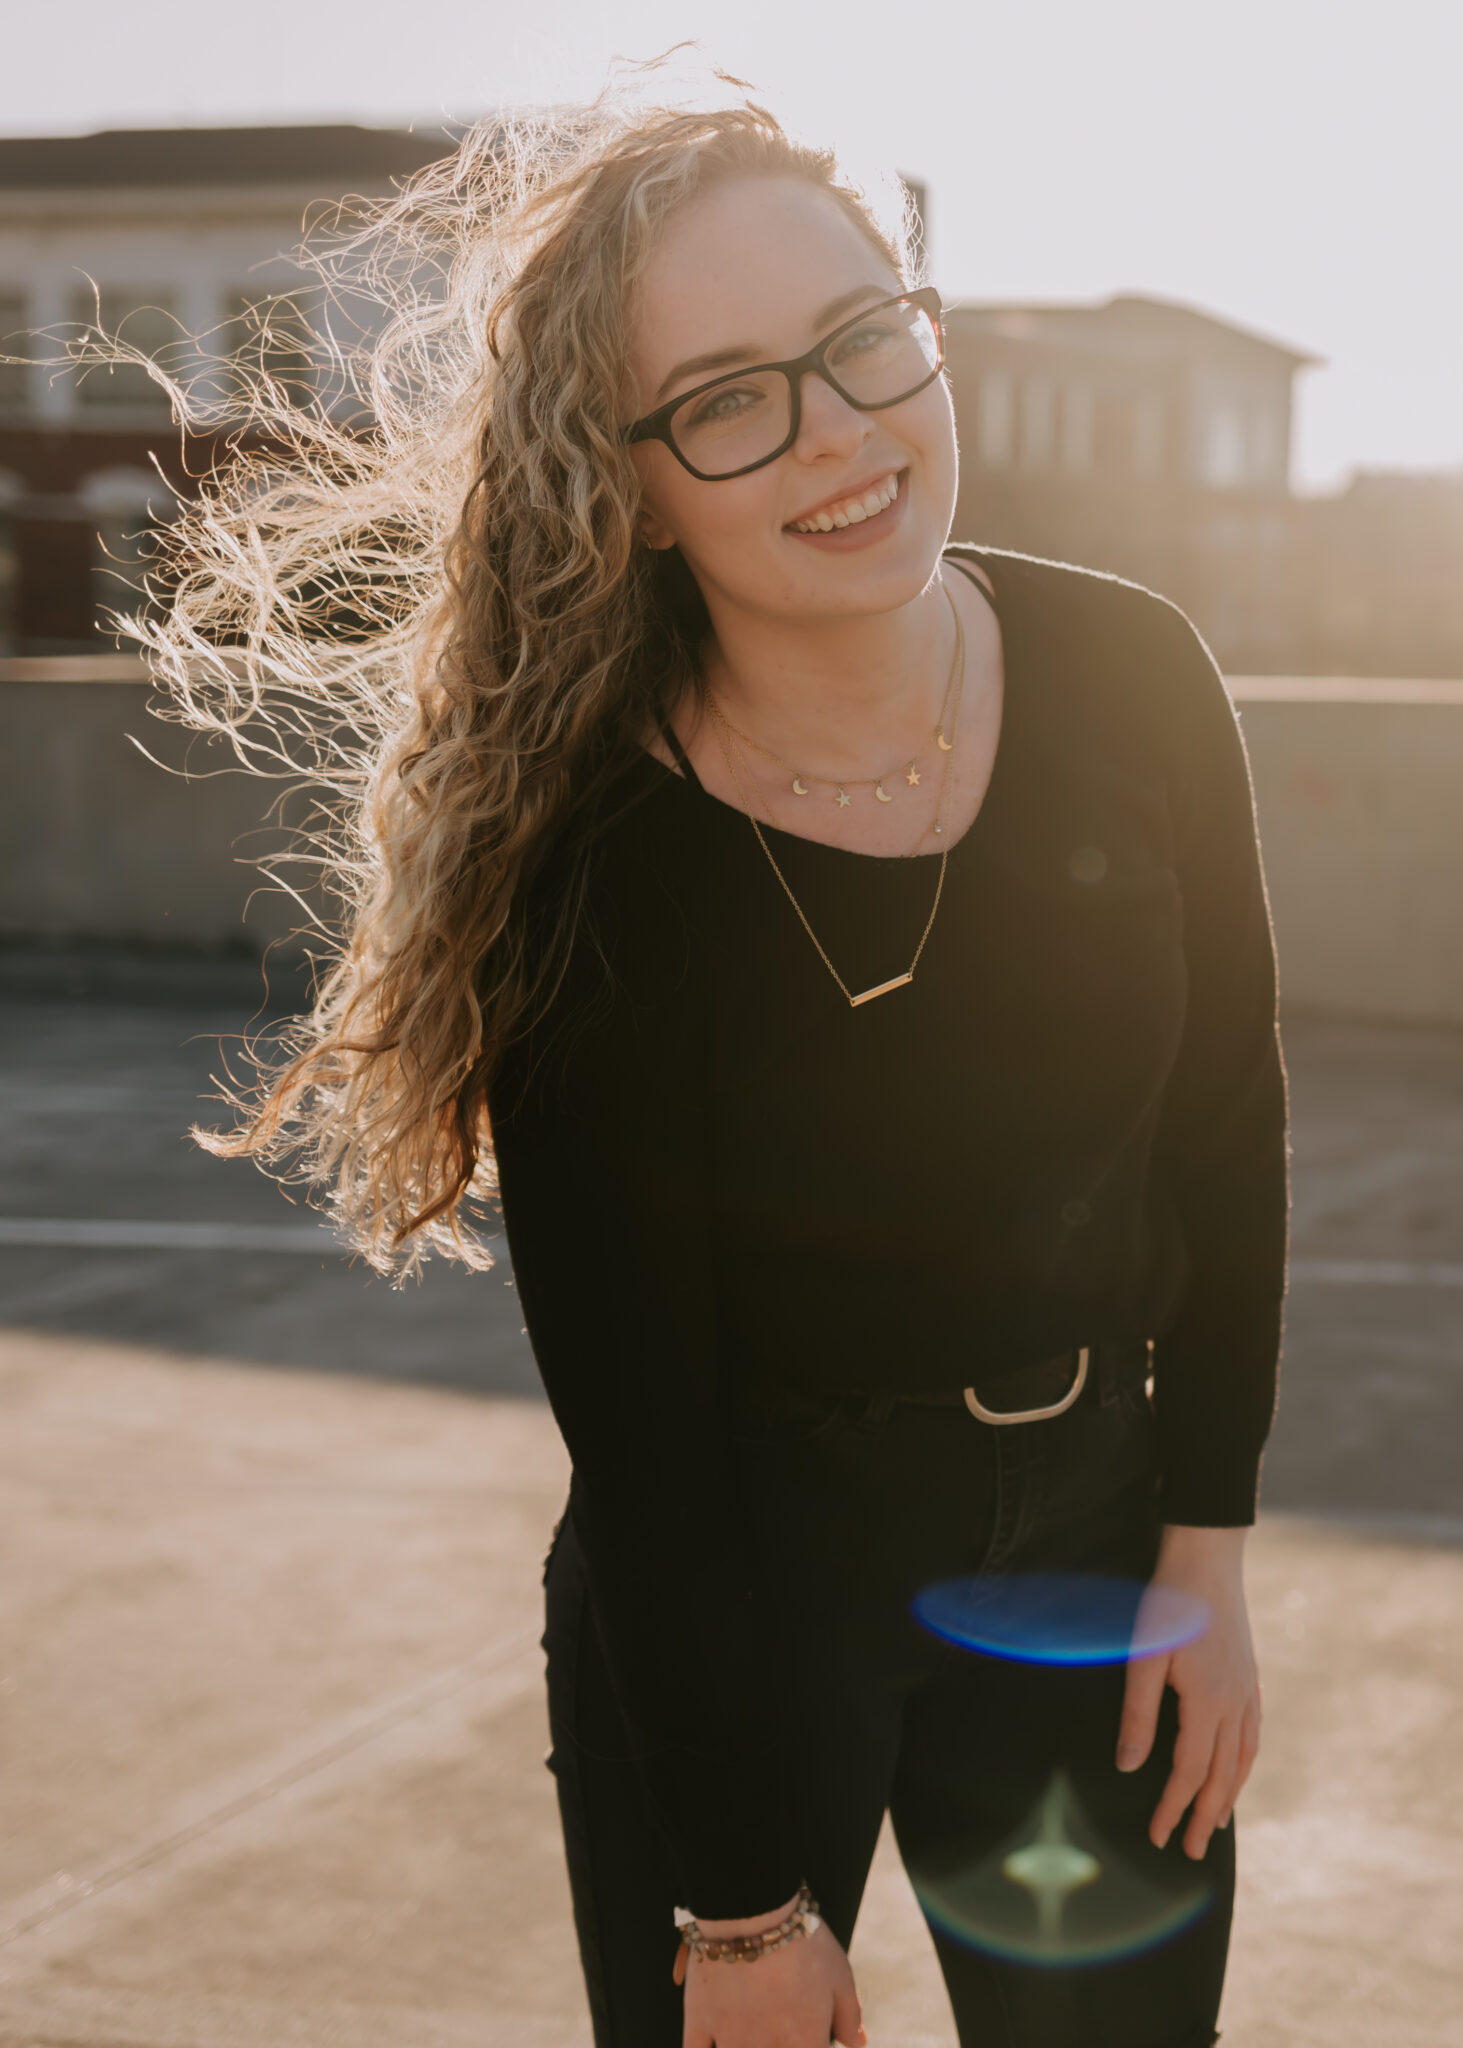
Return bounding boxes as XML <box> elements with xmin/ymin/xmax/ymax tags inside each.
<box><xmin>1219</xmin><ymin>1697</ymin><xmax>1263</xmax><ymax>1826</ymax></box>
<box><xmin>1149</xmin><ymin>1710</ymin><xmax>1218</xmax><ymax>1849</ymax></box>
<box><xmin>1183</xmin><ymin>1716</ymin><xmax>1240</xmax><ymax>1859</ymax></box>
<box><xmin>1116</xmin><ymin>1651</ymin><xmax>1170</xmax><ymax>1772</ymax></box>
<box><xmin>1236</xmin><ymin>1695</ymin><xmax>1262</xmax><ymax>1788</ymax></box>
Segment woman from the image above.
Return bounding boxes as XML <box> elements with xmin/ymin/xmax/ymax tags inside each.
<box><xmin>142</xmin><ymin>83</ymin><xmax>1287</xmax><ymax>2048</ymax></box>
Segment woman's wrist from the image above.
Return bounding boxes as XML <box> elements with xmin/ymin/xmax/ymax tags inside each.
<box><xmin>1158</xmin><ymin>1522</ymin><xmax>1248</xmax><ymax>1579</ymax></box>
<box><xmin>693</xmin><ymin>1887</ymin><xmax>805</xmax><ymax>1940</ymax></box>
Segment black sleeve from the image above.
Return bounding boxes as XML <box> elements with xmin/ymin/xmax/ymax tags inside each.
<box><xmin>1146</xmin><ymin>597</ymin><xmax>1291</xmax><ymax>1526</ymax></box>
<box><xmin>487</xmin><ymin>822</ymin><xmax>806</xmax><ymax>1920</ymax></box>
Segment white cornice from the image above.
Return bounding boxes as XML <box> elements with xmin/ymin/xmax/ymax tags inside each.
<box><xmin>0</xmin><ymin>182</ymin><xmax>392</xmax><ymax>228</ymax></box>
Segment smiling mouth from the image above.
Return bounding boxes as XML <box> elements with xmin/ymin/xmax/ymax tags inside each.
<box><xmin>786</xmin><ymin>470</ymin><xmax>902</xmax><ymax>534</ymax></box>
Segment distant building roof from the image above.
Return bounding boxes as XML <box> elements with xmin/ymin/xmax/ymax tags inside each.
<box><xmin>0</xmin><ymin>123</ymin><xmax>452</xmax><ymax>192</ymax></box>
<box><xmin>947</xmin><ymin>291</ymin><xmax>1322</xmax><ymax>368</ymax></box>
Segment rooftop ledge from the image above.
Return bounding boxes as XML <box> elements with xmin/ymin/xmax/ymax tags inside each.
<box><xmin>1229</xmin><ymin>676</ymin><xmax>1463</xmax><ymax>704</ymax></box>
<box><xmin>2</xmin><ymin>656</ymin><xmax>1462</xmax><ymax>705</ymax></box>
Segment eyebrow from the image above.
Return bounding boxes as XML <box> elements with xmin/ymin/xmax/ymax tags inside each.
<box><xmin>651</xmin><ymin>283</ymin><xmax>895</xmax><ymax>404</ymax></box>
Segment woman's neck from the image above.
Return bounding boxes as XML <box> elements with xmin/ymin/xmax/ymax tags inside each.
<box><xmin>697</xmin><ymin>575</ymin><xmax>954</xmax><ymax>777</ymax></box>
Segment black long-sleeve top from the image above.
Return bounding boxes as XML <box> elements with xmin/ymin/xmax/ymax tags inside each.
<box><xmin>487</xmin><ymin>543</ymin><xmax>1290</xmax><ymax>1919</ymax></box>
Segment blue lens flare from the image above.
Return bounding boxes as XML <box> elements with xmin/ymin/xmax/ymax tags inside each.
<box><xmin>911</xmin><ymin>1572</ymin><xmax>1210</xmax><ymax>1666</ymax></box>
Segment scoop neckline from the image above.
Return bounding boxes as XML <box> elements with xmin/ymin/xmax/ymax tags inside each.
<box><xmin>638</xmin><ymin>544</ymin><xmax>1015</xmax><ymax>869</ymax></box>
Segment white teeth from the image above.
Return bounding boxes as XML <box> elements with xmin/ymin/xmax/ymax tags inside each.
<box><xmin>790</xmin><ymin>472</ymin><xmax>901</xmax><ymax>534</ymax></box>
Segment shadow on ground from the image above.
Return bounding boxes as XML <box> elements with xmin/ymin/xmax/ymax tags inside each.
<box><xmin>2</xmin><ymin>951</ymin><xmax>1460</xmax><ymax>2048</ymax></box>
<box><xmin>2</xmin><ymin>949</ymin><xmax>1461</xmax><ymax>1518</ymax></box>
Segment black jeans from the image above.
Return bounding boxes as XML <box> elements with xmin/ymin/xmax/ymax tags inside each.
<box><xmin>541</xmin><ymin>1342</ymin><xmax>1232</xmax><ymax>2047</ymax></box>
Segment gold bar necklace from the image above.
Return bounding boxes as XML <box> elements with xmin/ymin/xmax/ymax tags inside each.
<box><xmin>850</xmin><ymin>973</ymin><xmax>914</xmax><ymax>1008</ymax></box>
<box><xmin>706</xmin><ymin>581</ymin><xmax>965</xmax><ymax>1010</ymax></box>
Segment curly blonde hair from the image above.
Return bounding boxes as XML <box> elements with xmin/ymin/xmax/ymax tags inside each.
<box><xmin>118</xmin><ymin>69</ymin><xmax>920</xmax><ymax>1277</ymax></box>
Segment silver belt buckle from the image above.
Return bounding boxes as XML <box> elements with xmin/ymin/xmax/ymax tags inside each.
<box><xmin>963</xmin><ymin>1347</ymin><xmax>1089</xmax><ymax>1425</ymax></box>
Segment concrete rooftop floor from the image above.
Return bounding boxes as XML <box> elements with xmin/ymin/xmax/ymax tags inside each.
<box><xmin>0</xmin><ymin>956</ymin><xmax>1459</xmax><ymax>2047</ymax></box>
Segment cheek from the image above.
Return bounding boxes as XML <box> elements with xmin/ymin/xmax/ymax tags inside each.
<box><xmin>901</xmin><ymin>381</ymin><xmax>957</xmax><ymax>483</ymax></box>
<box><xmin>653</xmin><ymin>464</ymin><xmax>785</xmax><ymax>570</ymax></box>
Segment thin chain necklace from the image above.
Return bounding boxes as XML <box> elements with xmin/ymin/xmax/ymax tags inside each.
<box><xmin>706</xmin><ymin>582</ymin><xmax>966</xmax><ymax>1009</ymax></box>
<box><xmin>713</xmin><ymin>628</ymin><xmax>961</xmax><ymax>808</ymax></box>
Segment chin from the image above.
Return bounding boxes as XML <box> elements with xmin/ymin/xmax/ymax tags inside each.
<box><xmin>798</xmin><ymin>526</ymin><xmax>945</xmax><ymax>610</ymax></box>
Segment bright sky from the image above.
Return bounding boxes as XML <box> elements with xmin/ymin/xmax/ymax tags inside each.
<box><xmin>8</xmin><ymin>0</ymin><xmax>1461</xmax><ymax>494</ymax></box>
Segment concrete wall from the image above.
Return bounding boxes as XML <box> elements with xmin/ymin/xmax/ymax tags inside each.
<box><xmin>1231</xmin><ymin>677</ymin><xmax>1463</xmax><ymax>1025</ymax></box>
<box><xmin>3</xmin><ymin>662</ymin><xmax>1461</xmax><ymax>1026</ymax></box>
<box><xmin>0</xmin><ymin>660</ymin><xmax>306</xmax><ymax>959</ymax></box>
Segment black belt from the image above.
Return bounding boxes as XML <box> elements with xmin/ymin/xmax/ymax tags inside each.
<box><xmin>968</xmin><ymin>1345</ymin><xmax>1088</xmax><ymax>1423</ymax></box>
<box><xmin>733</xmin><ymin>1344</ymin><xmax>1146</xmax><ymax>1440</ymax></box>
<box><xmin>874</xmin><ymin>1346</ymin><xmax>1087</xmax><ymax>1425</ymax></box>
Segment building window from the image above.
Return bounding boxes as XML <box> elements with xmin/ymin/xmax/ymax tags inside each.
<box><xmin>1061</xmin><ymin>384</ymin><xmax>1095</xmax><ymax>472</ymax></box>
<box><xmin>1249</xmin><ymin>410</ymin><xmax>1282</xmax><ymax>486</ymax></box>
<box><xmin>224</xmin><ymin>291</ymin><xmax>315</xmax><ymax>404</ymax></box>
<box><xmin>1133</xmin><ymin>394</ymin><xmax>1166</xmax><ymax>475</ymax></box>
<box><xmin>978</xmin><ymin>370</ymin><xmax>1015</xmax><ymax>467</ymax></box>
<box><xmin>81</xmin><ymin>468</ymin><xmax>176</xmax><ymax>637</ymax></box>
<box><xmin>0</xmin><ymin>294</ymin><xmax>27</xmax><ymax>415</ymax></box>
<box><xmin>1020</xmin><ymin>376</ymin><xmax>1056</xmax><ymax>468</ymax></box>
<box><xmin>1199</xmin><ymin>403</ymin><xmax>1247</xmax><ymax>489</ymax></box>
<box><xmin>69</xmin><ymin>289</ymin><xmax>179</xmax><ymax>412</ymax></box>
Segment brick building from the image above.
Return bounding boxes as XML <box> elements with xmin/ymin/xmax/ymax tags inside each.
<box><xmin>0</xmin><ymin>124</ymin><xmax>444</xmax><ymax>653</ymax></box>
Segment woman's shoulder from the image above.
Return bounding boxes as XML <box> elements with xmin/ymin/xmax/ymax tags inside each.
<box><xmin>571</xmin><ymin>747</ymin><xmax>712</xmax><ymax>967</ymax></box>
<box><xmin>588</xmin><ymin>740</ymin><xmax>715</xmax><ymax>890</ymax></box>
<box><xmin>948</xmin><ymin>540</ymin><xmax>1205</xmax><ymax>649</ymax></box>
<box><xmin>950</xmin><ymin>541</ymin><xmax>1232</xmax><ymax>750</ymax></box>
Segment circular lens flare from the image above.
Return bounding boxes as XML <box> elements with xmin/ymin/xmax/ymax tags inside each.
<box><xmin>911</xmin><ymin>1572</ymin><xmax>1210</xmax><ymax>1667</ymax></box>
<box><xmin>910</xmin><ymin>1770</ymin><xmax>1214</xmax><ymax>1968</ymax></box>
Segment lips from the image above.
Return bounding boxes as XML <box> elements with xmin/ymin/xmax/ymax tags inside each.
<box><xmin>787</xmin><ymin>470</ymin><xmax>901</xmax><ymax>534</ymax></box>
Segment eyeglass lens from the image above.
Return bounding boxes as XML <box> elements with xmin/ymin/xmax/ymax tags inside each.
<box><xmin>667</xmin><ymin>299</ymin><xmax>940</xmax><ymax>477</ymax></box>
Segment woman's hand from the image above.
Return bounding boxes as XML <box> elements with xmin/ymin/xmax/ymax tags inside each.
<box><xmin>1116</xmin><ymin>1524</ymin><xmax>1262</xmax><ymax>1859</ymax></box>
<box><xmin>677</xmin><ymin>1888</ymin><xmax>867</xmax><ymax>2048</ymax></box>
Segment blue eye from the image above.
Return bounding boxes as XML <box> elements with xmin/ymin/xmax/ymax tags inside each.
<box><xmin>684</xmin><ymin>383</ymin><xmax>769</xmax><ymax>429</ymax></box>
<box><xmin>831</xmin><ymin>321</ymin><xmax>897</xmax><ymax>364</ymax></box>
<box><xmin>684</xmin><ymin>380</ymin><xmax>774</xmax><ymax>436</ymax></box>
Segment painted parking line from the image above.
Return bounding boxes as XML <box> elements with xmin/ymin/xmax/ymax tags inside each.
<box><xmin>0</xmin><ymin>1223</ymin><xmax>1456</xmax><ymax>1289</ymax></box>
<box><xmin>0</xmin><ymin>1625</ymin><xmax>542</xmax><ymax>1956</ymax></box>
<box><xmin>0</xmin><ymin>1217</ymin><xmax>513</xmax><ymax>1263</ymax></box>
<box><xmin>0</xmin><ymin>1217</ymin><xmax>349</xmax><ymax>1254</ymax></box>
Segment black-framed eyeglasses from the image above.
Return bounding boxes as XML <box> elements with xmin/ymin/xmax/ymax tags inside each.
<box><xmin>622</xmin><ymin>286</ymin><xmax>944</xmax><ymax>482</ymax></box>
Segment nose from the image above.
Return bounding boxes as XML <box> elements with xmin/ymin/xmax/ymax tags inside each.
<box><xmin>792</xmin><ymin>366</ymin><xmax>871</xmax><ymax>464</ymax></box>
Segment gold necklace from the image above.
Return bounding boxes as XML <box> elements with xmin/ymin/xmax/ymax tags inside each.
<box><xmin>707</xmin><ymin>583</ymin><xmax>966</xmax><ymax>1009</ymax></box>
<box><xmin>712</xmin><ymin>587</ymin><xmax>962</xmax><ymax>807</ymax></box>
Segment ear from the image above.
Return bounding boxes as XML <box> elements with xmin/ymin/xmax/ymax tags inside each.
<box><xmin>637</xmin><ymin>505</ymin><xmax>677</xmax><ymax>552</ymax></box>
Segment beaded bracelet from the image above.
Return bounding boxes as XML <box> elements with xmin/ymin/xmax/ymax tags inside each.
<box><xmin>673</xmin><ymin>1881</ymin><xmax>821</xmax><ymax>1963</ymax></box>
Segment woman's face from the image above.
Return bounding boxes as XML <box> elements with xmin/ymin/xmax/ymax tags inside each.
<box><xmin>623</xmin><ymin>175</ymin><xmax>958</xmax><ymax>625</ymax></box>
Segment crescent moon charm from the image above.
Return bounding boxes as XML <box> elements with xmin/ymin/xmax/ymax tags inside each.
<box><xmin>936</xmin><ymin>728</ymin><xmax>954</xmax><ymax>752</ymax></box>
<box><xmin>875</xmin><ymin>782</ymin><xmax>892</xmax><ymax>803</ymax></box>
<box><xmin>791</xmin><ymin>776</ymin><xmax>809</xmax><ymax>795</ymax></box>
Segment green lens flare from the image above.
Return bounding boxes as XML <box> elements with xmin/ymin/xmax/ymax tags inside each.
<box><xmin>910</xmin><ymin>1770</ymin><xmax>1214</xmax><ymax>1968</ymax></box>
